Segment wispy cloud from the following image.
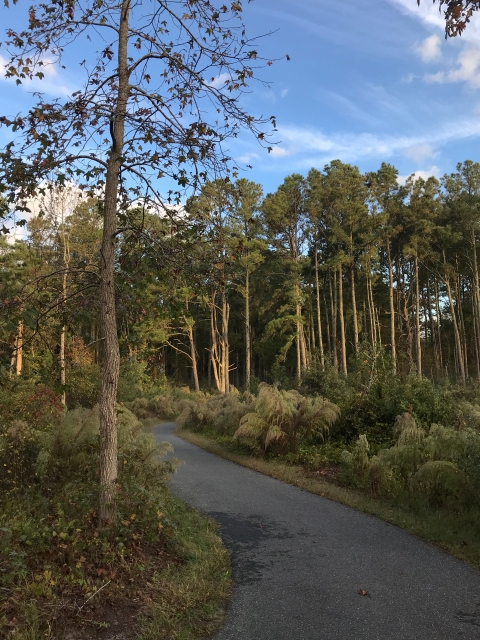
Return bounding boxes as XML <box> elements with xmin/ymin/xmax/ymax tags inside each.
<box><xmin>280</xmin><ymin>88</ymin><xmax>289</xmax><ymax>98</ymax></box>
<box><xmin>269</xmin><ymin>146</ymin><xmax>288</xmax><ymax>158</ymax></box>
<box><xmin>389</xmin><ymin>0</ymin><xmax>480</xmax><ymax>43</ymax></box>
<box><xmin>237</xmin><ymin>151</ymin><xmax>260</xmax><ymax>164</ymax></box>
<box><xmin>388</xmin><ymin>0</ymin><xmax>446</xmax><ymax>32</ymax></box>
<box><xmin>273</xmin><ymin>119</ymin><xmax>480</xmax><ymax>166</ymax></box>
<box><xmin>404</xmin><ymin>143</ymin><xmax>435</xmax><ymax>162</ymax></box>
<box><xmin>415</xmin><ymin>34</ymin><xmax>442</xmax><ymax>62</ymax></box>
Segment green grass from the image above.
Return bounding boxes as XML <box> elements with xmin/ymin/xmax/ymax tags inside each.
<box><xmin>177</xmin><ymin>427</ymin><xmax>480</xmax><ymax>570</ymax></box>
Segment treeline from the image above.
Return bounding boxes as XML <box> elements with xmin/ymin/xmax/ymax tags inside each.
<box><xmin>3</xmin><ymin>159</ymin><xmax>480</xmax><ymax>396</ymax></box>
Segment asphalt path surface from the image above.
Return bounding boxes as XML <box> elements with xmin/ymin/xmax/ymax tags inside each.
<box><xmin>155</xmin><ymin>422</ymin><xmax>480</xmax><ymax>639</ymax></box>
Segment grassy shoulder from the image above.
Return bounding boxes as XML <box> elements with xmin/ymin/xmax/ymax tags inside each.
<box><xmin>176</xmin><ymin>426</ymin><xmax>480</xmax><ymax>570</ymax></box>
<box><xmin>1</xmin><ymin>489</ymin><xmax>231</xmax><ymax>640</ymax></box>
<box><xmin>0</xmin><ymin>396</ymin><xmax>231</xmax><ymax>640</ymax></box>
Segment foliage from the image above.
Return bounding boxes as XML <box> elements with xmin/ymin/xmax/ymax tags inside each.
<box><xmin>0</xmin><ymin>390</ymin><xmax>230</xmax><ymax>639</ymax></box>
<box><xmin>340</xmin><ymin>412</ymin><xmax>480</xmax><ymax>509</ymax></box>
<box><xmin>234</xmin><ymin>383</ymin><xmax>340</xmax><ymax>454</ymax></box>
<box><xmin>176</xmin><ymin>390</ymin><xmax>255</xmax><ymax>437</ymax></box>
<box><xmin>302</xmin><ymin>345</ymin><xmax>477</xmax><ymax>443</ymax></box>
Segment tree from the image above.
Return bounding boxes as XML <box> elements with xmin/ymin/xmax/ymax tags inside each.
<box><xmin>0</xmin><ymin>0</ymin><xmax>275</xmax><ymax>523</ymax></box>
<box><xmin>231</xmin><ymin>179</ymin><xmax>264</xmax><ymax>388</ymax></box>
<box><xmin>262</xmin><ymin>175</ymin><xmax>308</xmax><ymax>381</ymax></box>
<box><xmin>421</xmin><ymin>0</ymin><xmax>480</xmax><ymax>37</ymax></box>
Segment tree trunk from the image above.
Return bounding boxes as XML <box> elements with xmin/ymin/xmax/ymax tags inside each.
<box><xmin>367</xmin><ymin>274</ymin><xmax>376</xmax><ymax>347</ymax></box>
<box><xmin>351</xmin><ymin>264</ymin><xmax>359</xmax><ymax>352</ymax></box>
<box><xmin>210</xmin><ymin>293</ymin><xmax>222</xmax><ymax>392</ymax></box>
<box><xmin>338</xmin><ymin>264</ymin><xmax>347</xmax><ymax>375</ymax></box>
<box><xmin>59</xmin><ymin>212</ymin><xmax>70</xmax><ymax>407</ymax></box>
<box><xmin>434</xmin><ymin>276</ymin><xmax>443</xmax><ymax>372</ymax></box>
<box><xmin>222</xmin><ymin>293</ymin><xmax>230</xmax><ymax>394</ymax></box>
<box><xmin>187</xmin><ymin>324</ymin><xmax>200</xmax><ymax>392</ymax></box>
<box><xmin>12</xmin><ymin>320</ymin><xmax>23</xmax><ymax>376</ymax></box>
<box><xmin>295</xmin><ymin>275</ymin><xmax>302</xmax><ymax>380</ymax></box>
<box><xmin>331</xmin><ymin>271</ymin><xmax>338</xmax><ymax>370</ymax></box>
<box><xmin>414</xmin><ymin>254</ymin><xmax>422</xmax><ymax>378</ymax></box>
<box><xmin>314</xmin><ymin>246</ymin><xmax>325</xmax><ymax>369</ymax></box>
<box><xmin>386</xmin><ymin>237</ymin><xmax>397</xmax><ymax>373</ymax></box>
<box><xmin>457</xmin><ymin>277</ymin><xmax>468</xmax><ymax>379</ymax></box>
<box><xmin>245</xmin><ymin>267</ymin><xmax>251</xmax><ymax>388</ymax></box>
<box><xmin>98</xmin><ymin>0</ymin><xmax>130</xmax><ymax>525</ymax></box>
<box><xmin>471</xmin><ymin>227</ymin><xmax>480</xmax><ymax>379</ymax></box>
<box><xmin>184</xmin><ymin>301</ymin><xmax>200</xmax><ymax>393</ymax></box>
<box><xmin>444</xmin><ymin>269</ymin><xmax>465</xmax><ymax>384</ymax></box>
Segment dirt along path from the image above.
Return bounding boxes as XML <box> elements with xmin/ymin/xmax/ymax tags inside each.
<box><xmin>155</xmin><ymin>422</ymin><xmax>480</xmax><ymax>640</ymax></box>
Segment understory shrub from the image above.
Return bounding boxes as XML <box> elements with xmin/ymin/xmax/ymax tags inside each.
<box><xmin>341</xmin><ymin>411</ymin><xmax>480</xmax><ymax>509</ymax></box>
<box><xmin>176</xmin><ymin>390</ymin><xmax>255</xmax><ymax>436</ymax></box>
<box><xmin>0</xmin><ymin>401</ymin><xmax>173</xmax><ymax>493</ymax></box>
<box><xmin>303</xmin><ymin>344</ymin><xmax>480</xmax><ymax>443</ymax></box>
<box><xmin>234</xmin><ymin>383</ymin><xmax>340</xmax><ymax>454</ymax></box>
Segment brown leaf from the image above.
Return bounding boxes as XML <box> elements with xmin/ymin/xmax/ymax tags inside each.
<box><xmin>358</xmin><ymin>589</ymin><xmax>370</xmax><ymax>597</ymax></box>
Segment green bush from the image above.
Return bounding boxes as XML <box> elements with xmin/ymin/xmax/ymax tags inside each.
<box><xmin>234</xmin><ymin>383</ymin><xmax>340</xmax><ymax>454</ymax></box>
<box><xmin>176</xmin><ymin>390</ymin><xmax>254</xmax><ymax>436</ymax></box>
<box><xmin>340</xmin><ymin>412</ymin><xmax>480</xmax><ymax>509</ymax></box>
<box><xmin>66</xmin><ymin>362</ymin><xmax>101</xmax><ymax>408</ymax></box>
<box><xmin>302</xmin><ymin>345</ymin><xmax>469</xmax><ymax>444</ymax></box>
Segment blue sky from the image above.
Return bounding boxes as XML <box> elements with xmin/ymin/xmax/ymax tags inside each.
<box><xmin>1</xmin><ymin>0</ymin><xmax>480</xmax><ymax>199</ymax></box>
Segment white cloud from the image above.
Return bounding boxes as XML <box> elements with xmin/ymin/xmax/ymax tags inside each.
<box><xmin>398</xmin><ymin>166</ymin><xmax>441</xmax><ymax>184</ymax></box>
<box><xmin>388</xmin><ymin>0</ymin><xmax>446</xmax><ymax>32</ymax></box>
<box><xmin>389</xmin><ymin>0</ymin><xmax>480</xmax><ymax>43</ymax></box>
<box><xmin>269</xmin><ymin>146</ymin><xmax>289</xmax><ymax>158</ymax></box>
<box><xmin>206</xmin><ymin>72</ymin><xmax>230</xmax><ymax>88</ymax></box>
<box><xmin>425</xmin><ymin>46</ymin><xmax>480</xmax><ymax>87</ymax></box>
<box><xmin>415</xmin><ymin>34</ymin><xmax>442</xmax><ymax>62</ymax></box>
<box><xmin>404</xmin><ymin>143</ymin><xmax>435</xmax><ymax>162</ymax></box>
<box><xmin>275</xmin><ymin>118</ymin><xmax>480</xmax><ymax>166</ymax></box>
<box><xmin>237</xmin><ymin>151</ymin><xmax>260</xmax><ymax>164</ymax></box>
<box><xmin>280</xmin><ymin>88</ymin><xmax>289</xmax><ymax>98</ymax></box>
<box><xmin>0</xmin><ymin>54</ymin><xmax>72</xmax><ymax>96</ymax></box>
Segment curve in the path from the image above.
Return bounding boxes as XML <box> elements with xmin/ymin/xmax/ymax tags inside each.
<box><xmin>155</xmin><ymin>422</ymin><xmax>480</xmax><ymax>640</ymax></box>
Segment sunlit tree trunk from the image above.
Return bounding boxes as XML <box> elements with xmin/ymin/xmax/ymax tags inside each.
<box><xmin>456</xmin><ymin>276</ymin><xmax>468</xmax><ymax>379</ymax></box>
<box><xmin>443</xmin><ymin>259</ymin><xmax>465</xmax><ymax>384</ymax></box>
<box><xmin>331</xmin><ymin>271</ymin><xmax>338</xmax><ymax>370</ymax></box>
<box><xmin>314</xmin><ymin>244</ymin><xmax>325</xmax><ymax>369</ymax></box>
<box><xmin>222</xmin><ymin>293</ymin><xmax>230</xmax><ymax>394</ymax></box>
<box><xmin>367</xmin><ymin>273</ymin><xmax>376</xmax><ymax>347</ymax></box>
<box><xmin>414</xmin><ymin>254</ymin><xmax>422</xmax><ymax>378</ymax></box>
<box><xmin>12</xmin><ymin>321</ymin><xmax>23</xmax><ymax>376</ymax></box>
<box><xmin>434</xmin><ymin>277</ymin><xmax>444</xmax><ymax>373</ymax></box>
<box><xmin>184</xmin><ymin>299</ymin><xmax>200</xmax><ymax>393</ymax></box>
<box><xmin>471</xmin><ymin>227</ymin><xmax>480</xmax><ymax>379</ymax></box>
<box><xmin>386</xmin><ymin>237</ymin><xmax>397</xmax><ymax>373</ymax></box>
<box><xmin>351</xmin><ymin>263</ymin><xmax>359</xmax><ymax>352</ymax></box>
<box><xmin>98</xmin><ymin>0</ymin><xmax>131</xmax><ymax>525</ymax></box>
<box><xmin>338</xmin><ymin>264</ymin><xmax>347</xmax><ymax>375</ymax></box>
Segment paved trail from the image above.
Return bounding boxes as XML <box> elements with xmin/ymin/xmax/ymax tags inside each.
<box><xmin>155</xmin><ymin>423</ymin><xmax>480</xmax><ymax>640</ymax></box>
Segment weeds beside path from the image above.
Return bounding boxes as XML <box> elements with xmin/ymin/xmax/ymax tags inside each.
<box><xmin>177</xmin><ymin>427</ymin><xmax>480</xmax><ymax>570</ymax></box>
<box><xmin>0</xmin><ymin>401</ymin><xmax>231</xmax><ymax>640</ymax></box>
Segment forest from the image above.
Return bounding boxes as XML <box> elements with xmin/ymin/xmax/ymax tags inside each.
<box><xmin>5</xmin><ymin>159</ymin><xmax>480</xmax><ymax>394</ymax></box>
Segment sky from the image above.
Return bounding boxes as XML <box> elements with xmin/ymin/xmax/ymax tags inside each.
<box><xmin>1</xmin><ymin>0</ymin><xmax>480</xmax><ymax>200</ymax></box>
